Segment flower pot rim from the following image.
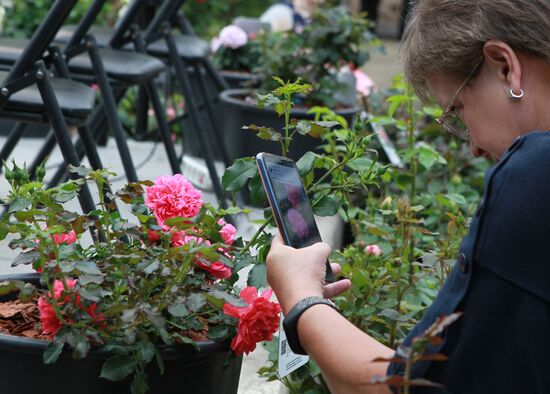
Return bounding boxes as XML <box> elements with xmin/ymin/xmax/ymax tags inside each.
<box><xmin>0</xmin><ymin>273</ymin><xmax>234</xmax><ymax>360</ymax></box>
<box><xmin>220</xmin><ymin>88</ymin><xmax>359</xmax><ymax>116</ymax></box>
<box><xmin>219</xmin><ymin>70</ymin><xmax>260</xmax><ymax>78</ymax></box>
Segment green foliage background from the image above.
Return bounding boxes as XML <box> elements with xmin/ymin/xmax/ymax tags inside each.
<box><xmin>0</xmin><ymin>0</ymin><xmax>277</xmax><ymax>39</ymax></box>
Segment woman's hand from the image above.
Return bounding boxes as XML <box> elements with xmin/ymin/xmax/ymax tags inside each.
<box><xmin>266</xmin><ymin>234</ymin><xmax>351</xmax><ymax>314</ymax></box>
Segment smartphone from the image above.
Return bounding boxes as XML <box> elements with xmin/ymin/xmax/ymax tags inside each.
<box><xmin>256</xmin><ymin>152</ymin><xmax>335</xmax><ymax>283</ymax></box>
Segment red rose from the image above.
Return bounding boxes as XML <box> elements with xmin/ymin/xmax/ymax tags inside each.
<box><xmin>223</xmin><ymin>287</ymin><xmax>281</xmax><ymax>355</ymax></box>
<box><xmin>38</xmin><ymin>279</ymin><xmax>105</xmax><ymax>338</ymax></box>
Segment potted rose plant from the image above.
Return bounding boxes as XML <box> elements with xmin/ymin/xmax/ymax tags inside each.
<box><xmin>0</xmin><ymin>162</ymin><xmax>281</xmax><ymax>394</ymax></box>
<box><xmin>220</xmin><ymin>5</ymin><xmax>382</xmax><ymax>161</ymax></box>
<box><xmin>211</xmin><ymin>24</ymin><xmax>263</xmax><ymax>89</ymax></box>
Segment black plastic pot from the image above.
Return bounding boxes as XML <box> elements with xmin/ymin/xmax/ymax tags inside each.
<box><xmin>219</xmin><ymin>71</ymin><xmax>260</xmax><ymax>90</ymax></box>
<box><xmin>219</xmin><ymin>88</ymin><xmax>359</xmax><ymax>161</ymax></box>
<box><xmin>0</xmin><ymin>274</ymin><xmax>242</xmax><ymax>394</ymax></box>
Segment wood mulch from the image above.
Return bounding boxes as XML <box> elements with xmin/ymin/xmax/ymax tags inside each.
<box><xmin>0</xmin><ymin>299</ymin><xmax>48</xmax><ymax>340</ymax></box>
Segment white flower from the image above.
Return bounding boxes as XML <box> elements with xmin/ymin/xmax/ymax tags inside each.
<box><xmin>213</xmin><ymin>25</ymin><xmax>248</xmax><ymax>51</ymax></box>
<box><xmin>365</xmin><ymin>244</ymin><xmax>382</xmax><ymax>257</ymax></box>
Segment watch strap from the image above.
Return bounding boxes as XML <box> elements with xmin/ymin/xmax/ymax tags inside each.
<box><xmin>282</xmin><ymin>296</ymin><xmax>337</xmax><ymax>355</ymax></box>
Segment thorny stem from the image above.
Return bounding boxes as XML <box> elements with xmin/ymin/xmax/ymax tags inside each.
<box><xmin>405</xmin><ymin>86</ymin><xmax>417</xmax><ymax>280</ymax></box>
<box><xmin>283</xmin><ymin>94</ymin><xmax>292</xmax><ymax>157</ymax></box>
<box><xmin>240</xmin><ymin>213</ymin><xmax>272</xmax><ymax>255</ymax></box>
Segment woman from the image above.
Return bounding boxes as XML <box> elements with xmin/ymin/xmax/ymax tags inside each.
<box><xmin>266</xmin><ymin>1</ymin><xmax>550</xmax><ymax>393</ymax></box>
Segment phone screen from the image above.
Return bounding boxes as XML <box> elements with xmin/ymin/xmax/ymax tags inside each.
<box><xmin>266</xmin><ymin>160</ymin><xmax>322</xmax><ymax>248</ymax></box>
<box><xmin>257</xmin><ymin>153</ymin><xmax>334</xmax><ymax>282</ymax></box>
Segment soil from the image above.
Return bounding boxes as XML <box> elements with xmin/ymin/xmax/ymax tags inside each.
<box><xmin>0</xmin><ymin>299</ymin><xmax>48</xmax><ymax>340</ymax></box>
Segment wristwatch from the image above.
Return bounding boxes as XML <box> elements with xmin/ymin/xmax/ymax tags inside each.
<box><xmin>282</xmin><ymin>296</ymin><xmax>337</xmax><ymax>355</ymax></box>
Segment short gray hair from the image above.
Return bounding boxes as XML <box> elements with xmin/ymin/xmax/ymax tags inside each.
<box><xmin>400</xmin><ymin>0</ymin><xmax>550</xmax><ymax>102</ymax></box>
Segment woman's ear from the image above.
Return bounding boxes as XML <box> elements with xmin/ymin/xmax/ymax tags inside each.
<box><xmin>482</xmin><ymin>40</ymin><xmax>522</xmax><ymax>94</ymax></box>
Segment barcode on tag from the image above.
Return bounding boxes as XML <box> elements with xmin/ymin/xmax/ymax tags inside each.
<box><xmin>281</xmin><ymin>339</ymin><xmax>287</xmax><ymax>355</ymax></box>
<box><xmin>278</xmin><ymin>313</ymin><xmax>309</xmax><ymax>378</ymax></box>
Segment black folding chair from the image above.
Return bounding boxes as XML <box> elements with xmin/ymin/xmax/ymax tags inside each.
<box><xmin>55</xmin><ymin>0</ymin><xmax>231</xmax><ymax>209</ymax></box>
<box><xmin>0</xmin><ymin>0</ymin><xmax>100</xmax><ymax>216</ymax></box>
<box><xmin>0</xmin><ymin>0</ymin><xmax>179</xmax><ymax>188</ymax></box>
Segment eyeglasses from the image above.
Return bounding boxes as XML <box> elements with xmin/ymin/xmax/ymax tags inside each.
<box><xmin>435</xmin><ymin>60</ymin><xmax>483</xmax><ymax>141</ymax></box>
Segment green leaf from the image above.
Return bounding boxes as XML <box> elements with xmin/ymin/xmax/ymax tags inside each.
<box><xmin>222</xmin><ymin>158</ymin><xmax>257</xmax><ymax>192</ymax></box>
<box><xmin>75</xmin><ymin>260</ymin><xmax>103</xmax><ymax>276</ymax></box>
<box><xmin>248</xmin><ymin>174</ymin><xmax>267</xmax><ymax>206</ymax></box>
<box><xmin>417</xmin><ymin>143</ymin><xmax>447</xmax><ymax>170</ymax></box>
<box><xmin>274</xmin><ymin>102</ymin><xmax>286</xmax><ymax>116</ymax></box>
<box><xmin>209</xmin><ymin>287</ymin><xmax>247</xmax><ymax>307</ymax></box>
<box><xmin>379</xmin><ymin>309</ymin><xmax>410</xmax><ymax>322</ymax></box>
<box><xmin>296</xmin><ymin>151</ymin><xmax>318</xmax><ymax>176</ymax></box>
<box><xmin>130</xmin><ymin>370</ymin><xmax>149</xmax><ymax>394</ymax></box>
<box><xmin>142</xmin><ymin>260</ymin><xmax>160</xmax><ymax>275</ymax></box>
<box><xmin>136</xmin><ymin>342</ymin><xmax>155</xmax><ymax>364</ymax></box>
<box><xmin>79</xmin><ymin>287</ymin><xmax>104</xmax><ymax>302</ymax></box>
<box><xmin>208</xmin><ymin>325</ymin><xmax>229</xmax><ymax>340</ymax></box>
<box><xmin>295</xmin><ymin>120</ymin><xmax>312</xmax><ymax>136</ymax></box>
<box><xmin>233</xmin><ymin>254</ymin><xmax>256</xmax><ymax>273</ymax></box>
<box><xmin>167</xmin><ymin>303</ymin><xmax>189</xmax><ymax>317</ymax></box>
<box><xmin>247</xmin><ymin>264</ymin><xmax>267</xmax><ymax>288</ymax></box>
<box><xmin>68</xmin><ymin>332</ymin><xmax>90</xmax><ymax>359</ymax></box>
<box><xmin>242</xmin><ymin>125</ymin><xmax>281</xmax><ymax>141</ymax></box>
<box><xmin>313</xmin><ymin>195</ymin><xmax>341</xmax><ymax>216</ymax></box>
<box><xmin>0</xmin><ymin>280</ymin><xmax>21</xmax><ymax>296</ymax></box>
<box><xmin>67</xmin><ymin>165</ymin><xmax>91</xmax><ymax>177</ymax></box>
<box><xmin>255</xmin><ymin>93</ymin><xmax>281</xmax><ymax>109</ymax></box>
<box><xmin>445</xmin><ymin>193</ymin><xmax>468</xmax><ymax>206</ymax></box>
<box><xmin>346</xmin><ymin>157</ymin><xmax>376</xmax><ymax>172</ymax></box>
<box><xmin>185</xmin><ymin>294</ymin><xmax>206</xmax><ymax>312</ymax></box>
<box><xmin>423</xmin><ymin>105</ymin><xmax>443</xmax><ymax>118</ymax></box>
<box><xmin>11</xmin><ymin>250</ymin><xmax>40</xmax><ymax>266</ymax></box>
<box><xmin>18</xmin><ymin>283</ymin><xmax>35</xmax><ymax>302</ymax></box>
<box><xmin>8</xmin><ymin>197</ymin><xmax>31</xmax><ymax>212</ymax></box>
<box><xmin>43</xmin><ymin>341</ymin><xmax>64</xmax><ymax>364</ymax></box>
<box><xmin>54</xmin><ymin>189</ymin><xmax>78</xmax><ymax>203</ymax></box>
<box><xmin>100</xmin><ymin>355</ymin><xmax>137</xmax><ymax>381</ymax></box>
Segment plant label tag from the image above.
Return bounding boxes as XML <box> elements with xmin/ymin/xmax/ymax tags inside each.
<box><xmin>277</xmin><ymin>313</ymin><xmax>309</xmax><ymax>378</ymax></box>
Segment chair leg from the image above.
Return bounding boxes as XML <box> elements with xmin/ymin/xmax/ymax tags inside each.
<box><xmin>0</xmin><ymin>122</ymin><xmax>29</xmax><ymax>173</ymax></box>
<box><xmin>202</xmin><ymin>57</ymin><xmax>230</xmax><ymax>92</ymax></box>
<box><xmin>192</xmin><ymin>63</ymin><xmax>231</xmax><ymax>168</ymax></box>
<box><xmin>35</xmin><ymin>68</ymin><xmax>96</xmax><ymax>216</ymax></box>
<box><xmin>27</xmin><ymin>128</ymin><xmax>57</xmax><ymax>178</ymax></box>
<box><xmin>144</xmin><ymin>79</ymin><xmax>181</xmax><ymax>174</ymax></box>
<box><xmin>86</xmin><ymin>37</ymin><xmax>138</xmax><ymax>182</ymax></box>
<box><xmin>135</xmin><ymin>85</ymin><xmax>149</xmax><ymax>139</ymax></box>
<box><xmin>164</xmin><ymin>33</ymin><xmax>227</xmax><ymax>209</ymax></box>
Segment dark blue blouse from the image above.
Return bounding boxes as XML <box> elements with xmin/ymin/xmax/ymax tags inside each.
<box><xmin>387</xmin><ymin>131</ymin><xmax>550</xmax><ymax>393</ymax></box>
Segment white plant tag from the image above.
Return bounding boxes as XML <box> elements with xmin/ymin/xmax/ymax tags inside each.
<box><xmin>277</xmin><ymin>313</ymin><xmax>309</xmax><ymax>378</ymax></box>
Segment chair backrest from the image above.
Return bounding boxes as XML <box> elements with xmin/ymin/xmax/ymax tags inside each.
<box><xmin>109</xmin><ymin>0</ymin><xmax>151</xmax><ymax>48</ymax></box>
<box><xmin>143</xmin><ymin>0</ymin><xmax>185</xmax><ymax>43</ymax></box>
<box><xmin>66</xmin><ymin>0</ymin><xmax>107</xmax><ymax>50</ymax></box>
<box><xmin>4</xmin><ymin>0</ymin><xmax>79</xmax><ymax>84</ymax></box>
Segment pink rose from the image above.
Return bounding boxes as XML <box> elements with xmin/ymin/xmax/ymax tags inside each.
<box><xmin>216</xmin><ymin>25</ymin><xmax>248</xmax><ymax>50</ymax></box>
<box><xmin>166</xmin><ymin>106</ymin><xmax>176</xmax><ymax>121</ymax></box>
<box><xmin>53</xmin><ymin>230</ymin><xmax>77</xmax><ymax>245</ymax></box>
<box><xmin>145</xmin><ymin>174</ymin><xmax>203</xmax><ymax>230</ymax></box>
<box><xmin>217</xmin><ymin>219</ymin><xmax>237</xmax><ymax>245</ymax></box>
<box><xmin>365</xmin><ymin>244</ymin><xmax>382</xmax><ymax>256</ymax></box>
<box><xmin>354</xmin><ymin>69</ymin><xmax>376</xmax><ymax>97</ymax></box>
<box><xmin>196</xmin><ymin>260</ymin><xmax>232</xmax><ymax>280</ymax></box>
<box><xmin>171</xmin><ymin>232</ymin><xmax>232</xmax><ymax>280</ymax></box>
<box><xmin>286</xmin><ymin>208</ymin><xmax>309</xmax><ymax>239</ymax></box>
<box><xmin>211</xmin><ymin>37</ymin><xmax>222</xmax><ymax>53</ymax></box>
<box><xmin>223</xmin><ymin>287</ymin><xmax>281</xmax><ymax>355</ymax></box>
